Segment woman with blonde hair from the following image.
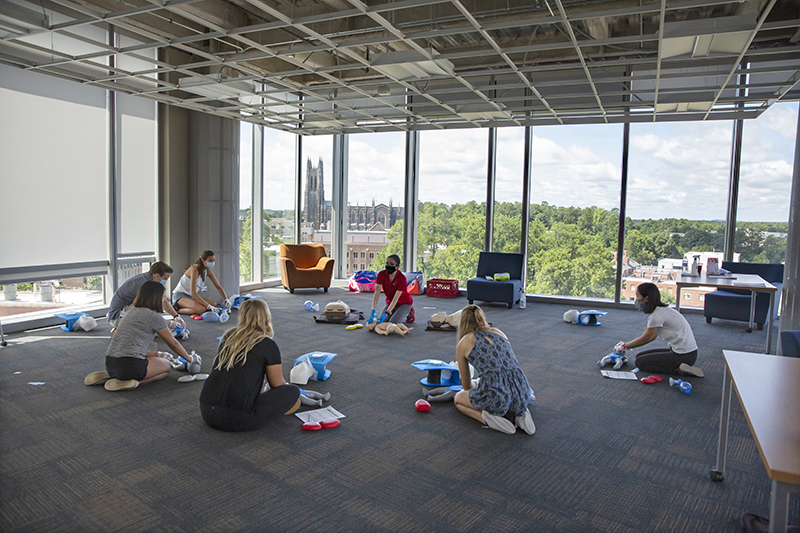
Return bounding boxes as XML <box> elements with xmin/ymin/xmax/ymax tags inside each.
<box><xmin>453</xmin><ymin>305</ymin><xmax>535</xmax><ymax>435</ymax></box>
<box><xmin>172</xmin><ymin>250</ymin><xmax>230</xmax><ymax>316</ymax></box>
<box><xmin>199</xmin><ymin>298</ymin><xmax>300</xmax><ymax>432</ymax></box>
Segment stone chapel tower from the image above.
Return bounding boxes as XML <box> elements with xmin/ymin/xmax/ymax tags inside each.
<box><xmin>304</xmin><ymin>157</ymin><xmax>325</xmax><ymax>229</ymax></box>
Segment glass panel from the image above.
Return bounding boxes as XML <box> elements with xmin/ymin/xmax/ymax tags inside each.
<box><xmin>0</xmin><ymin>276</ymin><xmax>105</xmax><ymax>320</ymax></box>
<box><xmin>118</xmin><ymin>93</ymin><xmax>156</xmax><ymax>255</ymax></box>
<box><xmin>301</xmin><ymin>137</ymin><xmax>333</xmax><ymax>245</ymax></box>
<box><xmin>495</xmin><ymin>128</ymin><xmax>524</xmax><ymax>252</ymax></box>
<box><xmin>735</xmin><ymin>101</ymin><xmax>796</xmax><ymax>264</ymax></box>
<box><xmin>239</xmin><ymin>121</ymin><xmax>253</xmax><ymax>284</ymax></box>
<box><xmin>0</xmin><ymin>64</ymin><xmax>108</xmax><ymax>269</ymax></box>
<box><xmin>527</xmin><ymin>124</ymin><xmax>623</xmax><ymax>300</ymax></box>
<box><xmin>419</xmin><ymin>130</ymin><xmax>487</xmax><ymax>285</ymax></box>
<box><xmin>625</xmin><ymin>120</ymin><xmax>733</xmax><ymax>307</ymax></box>
<box><xmin>262</xmin><ymin>128</ymin><xmax>298</xmax><ymax>280</ymax></box>
<box><xmin>346</xmin><ymin>132</ymin><xmax>405</xmax><ymax>278</ymax></box>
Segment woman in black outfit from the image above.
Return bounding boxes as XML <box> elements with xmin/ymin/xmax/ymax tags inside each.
<box><xmin>200</xmin><ymin>298</ymin><xmax>300</xmax><ymax>431</ymax></box>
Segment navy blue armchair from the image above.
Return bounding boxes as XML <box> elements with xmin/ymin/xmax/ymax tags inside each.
<box><xmin>780</xmin><ymin>331</ymin><xmax>800</xmax><ymax>358</ymax></box>
<box><xmin>467</xmin><ymin>252</ymin><xmax>524</xmax><ymax>309</ymax></box>
<box><xmin>703</xmin><ymin>262</ymin><xmax>783</xmax><ymax>330</ymax></box>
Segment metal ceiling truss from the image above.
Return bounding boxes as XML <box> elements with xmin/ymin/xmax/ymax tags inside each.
<box><xmin>1</xmin><ymin>0</ymin><xmax>798</xmax><ymax>135</ymax></box>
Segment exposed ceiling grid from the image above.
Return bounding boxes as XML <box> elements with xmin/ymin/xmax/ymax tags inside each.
<box><xmin>0</xmin><ymin>0</ymin><xmax>798</xmax><ymax>134</ymax></box>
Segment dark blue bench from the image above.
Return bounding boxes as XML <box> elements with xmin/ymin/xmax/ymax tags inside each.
<box><xmin>466</xmin><ymin>252</ymin><xmax>524</xmax><ymax>309</ymax></box>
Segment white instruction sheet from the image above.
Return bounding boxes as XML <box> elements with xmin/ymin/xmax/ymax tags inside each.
<box><xmin>601</xmin><ymin>370</ymin><xmax>638</xmax><ymax>380</ymax></box>
<box><xmin>295</xmin><ymin>406</ymin><xmax>346</xmax><ymax>423</ymax></box>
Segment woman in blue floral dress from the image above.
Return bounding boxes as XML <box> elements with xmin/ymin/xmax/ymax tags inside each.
<box><xmin>453</xmin><ymin>305</ymin><xmax>535</xmax><ymax>435</ymax></box>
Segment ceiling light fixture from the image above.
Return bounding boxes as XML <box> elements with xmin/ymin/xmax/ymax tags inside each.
<box><xmin>661</xmin><ymin>15</ymin><xmax>756</xmax><ymax>59</ymax></box>
<box><xmin>178</xmin><ymin>74</ymin><xmax>256</xmax><ymax>100</ymax></box>
<box><xmin>371</xmin><ymin>49</ymin><xmax>454</xmax><ymax>82</ymax></box>
<box><xmin>0</xmin><ymin>2</ymin><xmax>49</xmax><ymax>35</ymax></box>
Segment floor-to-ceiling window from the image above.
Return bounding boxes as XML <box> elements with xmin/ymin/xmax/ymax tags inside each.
<box><xmin>346</xmin><ymin>132</ymin><xmax>405</xmax><ymax>277</ymax></box>
<box><xmin>495</xmin><ymin>128</ymin><xmax>524</xmax><ymax>253</ymax></box>
<box><xmin>526</xmin><ymin>124</ymin><xmax>623</xmax><ymax>300</ymax></box>
<box><xmin>262</xmin><ymin>128</ymin><xmax>298</xmax><ymax>280</ymax></box>
<box><xmin>734</xmin><ymin>101</ymin><xmax>796</xmax><ymax>264</ymax></box>
<box><xmin>301</xmin><ymin>136</ymin><xmax>333</xmax><ymax>245</ymax></box>
<box><xmin>239</xmin><ymin>121</ymin><xmax>254</xmax><ymax>284</ymax></box>
<box><xmin>419</xmin><ymin>130</ymin><xmax>487</xmax><ymax>285</ymax></box>
<box><xmin>0</xmin><ymin>61</ymin><xmax>109</xmax><ymax>320</ymax></box>
<box><xmin>625</xmin><ymin>120</ymin><xmax>733</xmax><ymax>307</ymax></box>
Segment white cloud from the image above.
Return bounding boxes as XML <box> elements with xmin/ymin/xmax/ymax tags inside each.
<box><xmin>254</xmin><ymin>102</ymin><xmax>797</xmax><ymax>222</ymax></box>
<box><xmin>262</xmin><ymin>129</ymin><xmax>299</xmax><ymax>210</ymax></box>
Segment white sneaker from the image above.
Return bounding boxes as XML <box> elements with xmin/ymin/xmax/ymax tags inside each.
<box><xmin>482</xmin><ymin>411</ymin><xmax>516</xmax><ymax>434</ymax></box>
<box><xmin>515</xmin><ymin>410</ymin><xmax>536</xmax><ymax>435</ymax></box>
<box><xmin>679</xmin><ymin>363</ymin><xmax>704</xmax><ymax>378</ymax></box>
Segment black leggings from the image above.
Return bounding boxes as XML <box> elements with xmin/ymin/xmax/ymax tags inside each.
<box><xmin>200</xmin><ymin>384</ymin><xmax>300</xmax><ymax>432</ymax></box>
<box><xmin>635</xmin><ymin>348</ymin><xmax>698</xmax><ymax>375</ymax></box>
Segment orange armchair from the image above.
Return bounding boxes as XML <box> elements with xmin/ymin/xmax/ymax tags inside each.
<box><xmin>280</xmin><ymin>244</ymin><xmax>334</xmax><ymax>293</ymax></box>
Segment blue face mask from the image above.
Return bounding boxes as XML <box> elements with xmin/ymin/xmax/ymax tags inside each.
<box><xmin>206</xmin><ymin>261</ymin><xmax>215</xmax><ymax>269</ymax></box>
<box><xmin>159</xmin><ymin>280</ymin><xmax>167</xmax><ymax>286</ymax></box>
<box><xmin>634</xmin><ymin>299</ymin><xmax>645</xmax><ymax>311</ymax></box>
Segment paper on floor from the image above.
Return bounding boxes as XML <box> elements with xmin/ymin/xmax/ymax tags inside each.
<box><xmin>295</xmin><ymin>406</ymin><xmax>345</xmax><ymax>423</ymax></box>
<box><xmin>601</xmin><ymin>370</ymin><xmax>638</xmax><ymax>380</ymax></box>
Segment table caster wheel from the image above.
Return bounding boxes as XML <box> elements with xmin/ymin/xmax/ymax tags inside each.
<box><xmin>710</xmin><ymin>470</ymin><xmax>724</xmax><ymax>482</ymax></box>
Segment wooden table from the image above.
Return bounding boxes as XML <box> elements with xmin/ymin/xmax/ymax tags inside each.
<box><xmin>675</xmin><ymin>272</ymin><xmax>778</xmax><ymax>353</ymax></box>
<box><xmin>711</xmin><ymin>351</ymin><xmax>800</xmax><ymax>533</ymax></box>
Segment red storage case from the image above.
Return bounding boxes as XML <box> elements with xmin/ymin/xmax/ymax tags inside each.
<box><xmin>427</xmin><ymin>279</ymin><xmax>459</xmax><ymax>298</ymax></box>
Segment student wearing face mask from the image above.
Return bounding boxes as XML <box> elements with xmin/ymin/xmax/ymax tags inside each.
<box><xmin>371</xmin><ymin>254</ymin><xmax>414</xmax><ymax>324</ymax></box>
<box><xmin>615</xmin><ymin>282</ymin><xmax>703</xmax><ymax>378</ymax></box>
<box><xmin>172</xmin><ymin>250</ymin><xmax>230</xmax><ymax>316</ymax></box>
<box><xmin>107</xmin><ymin>261</ymin><xmax>180</xmax><ymax>332</ymax></box>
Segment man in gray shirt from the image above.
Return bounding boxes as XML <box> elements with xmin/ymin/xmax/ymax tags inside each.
<box><xmin>108</xmin><ymin>261</ymin><xmax>179</xmax><ymax>329</ymax></box>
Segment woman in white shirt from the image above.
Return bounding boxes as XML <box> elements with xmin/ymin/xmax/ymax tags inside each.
<box><xmin>617</xmin><ymin>282</ymin><xmax>704</xmax><ymax>378</ymax></box>
<box><xmin>172</xmin><ymin>250</ymin><xmax>230</xmax><ymax>316</ymax></box>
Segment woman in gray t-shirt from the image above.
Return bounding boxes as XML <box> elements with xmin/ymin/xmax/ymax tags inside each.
<box><xmin>84</xmin><ymin>281</ymin><xmax>197</xmax><ymax>391</ymax></box>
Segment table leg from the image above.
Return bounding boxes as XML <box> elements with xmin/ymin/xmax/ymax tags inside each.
<box><xmin>676</xmin><ymin>286</ymin><xmax>682</xmax><ymax>312</ymax></box>
<box><xmin>746</xmin><ymin>289</ymin><xmax>757</xmax><ymax>333</ymax></box>
<box><xmin>766</xmin><ymin>292</ymin><xmax>775</xmax><ymax>354</ymax></box>
<box><xmin>768</xmin><ymin>479</ymin><xmax>790</xmax><ymax>533</ymax></box>
<box><xmin>710</xmin><ymin>366</ymin><xmax>732</xmax><ymax>482</ymax></box>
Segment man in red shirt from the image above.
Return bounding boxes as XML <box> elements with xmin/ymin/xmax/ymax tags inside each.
<box><xmin>371</xmin><ymin>254</ymin><xmax>414</xmax><ymax>324</ymax></box>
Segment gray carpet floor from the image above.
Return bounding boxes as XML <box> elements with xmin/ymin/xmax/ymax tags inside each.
<box><xmin>1</xmin><ymin>286</ymin><xmax>797</xmax><ymax>532</ymax></box>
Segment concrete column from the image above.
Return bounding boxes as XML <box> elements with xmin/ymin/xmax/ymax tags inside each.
<box><xmin>188</xmin><ymin>111</ymin><xmax>240</xmax><ymax>300</ymax></box>
<box><xmin>778</xmin><ymin>104</ymin><xmax>800</xmax><ymax>353</ymax></box>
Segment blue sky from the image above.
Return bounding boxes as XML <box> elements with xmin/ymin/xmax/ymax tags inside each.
<box><xmin>244</xmin><ymin>101</ymin><xmax>797</xmax><ymax>223</ymax></box>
